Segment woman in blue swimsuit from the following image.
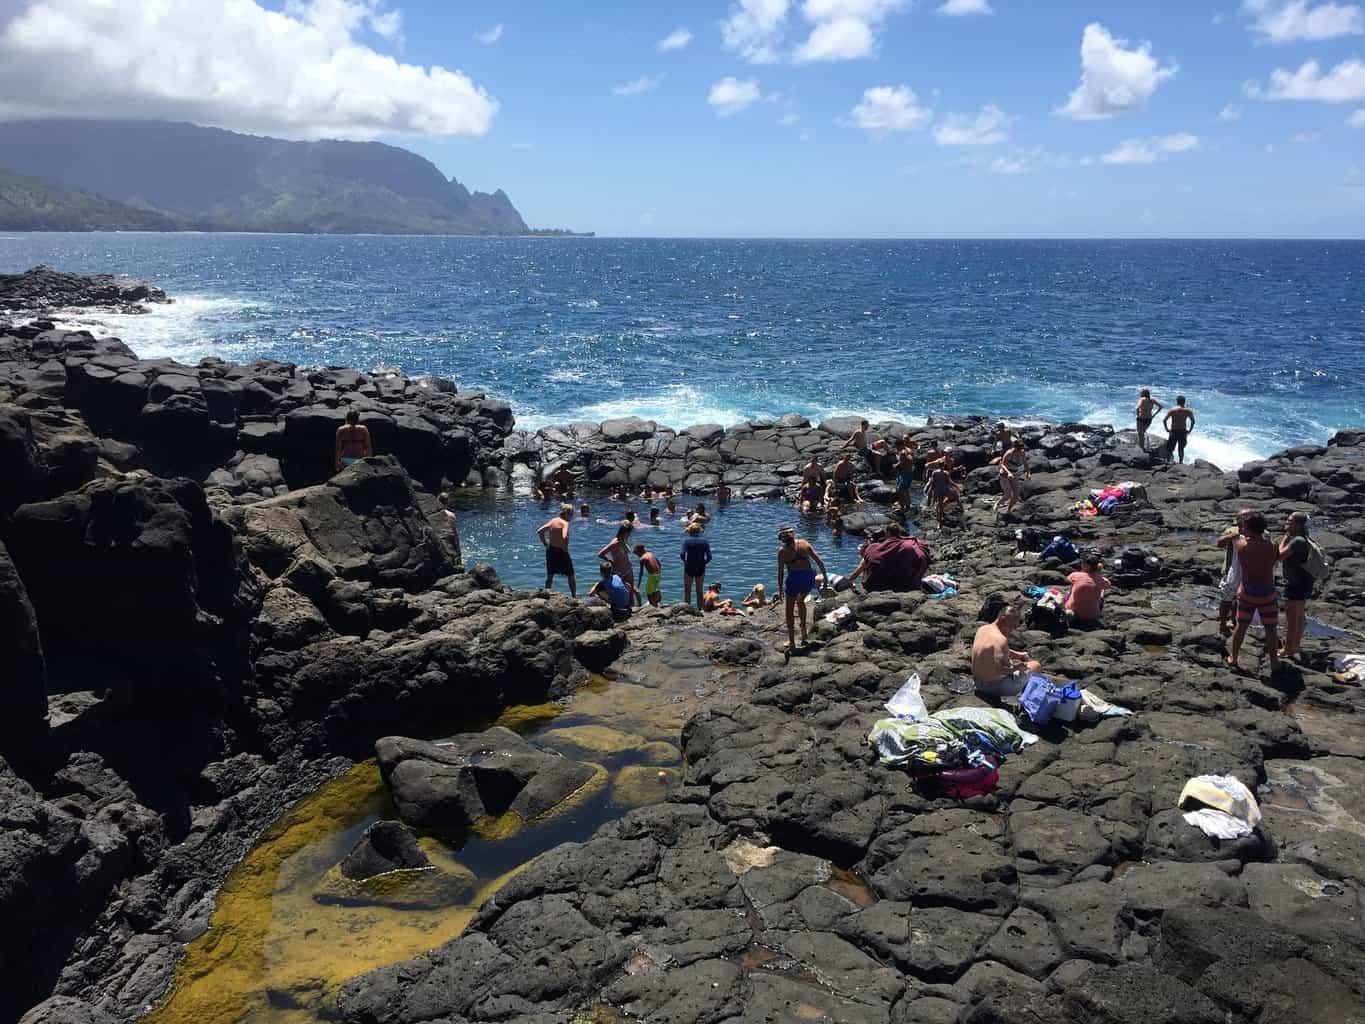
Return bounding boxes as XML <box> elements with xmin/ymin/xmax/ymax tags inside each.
<box><xmin>776</xmin><ymin>526</ymin><xmax>828</xmax><ymax>652</ymax></box>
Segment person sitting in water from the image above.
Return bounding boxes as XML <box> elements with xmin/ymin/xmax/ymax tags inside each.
<box><xmin>776</xmin><ymin>525</ymin><xmax>828</xmax><ymax>651</ymax></box>
<box><xmin>690</xmin><ymin>503</ymin><xmax>712</xmax><ymax>526</ymax></box>
<box><xmin>598</xmin><ymin>525</ymin><xmax>639</xmax><ymax>605</ymax></box>
<box><xmin>334</xmin><ymin>409</ymin><xmax>373</xmax><ymax>472</ymax></box>
<box><xmin>580</xmin><ymin>503</ymin><xmax>591</xmax><ymax>519</ymax></box>
<box><xmin>665</xmin><ymin>497</ymin><xmax>678</xmax><ymax>514</ymax></box>
<box><xmin>680</xmin><ymin>522</ymin><xmax>712</xmax><ymax>609</ymax></box>
<box><xmin>992</xmin><ymin>438</ymin><xmax>1031</xmax><ymax>520</ymax></box>
<box><xmin>716</xmin><ymin>482</ymin><xmax>733</xmax><ymax>503</ymax></box>
<box><xmin>537</xmin><ymin>504</ymin><xmax>577</xmax><ymax>597</ymax></box>
<box><xmin>743</xmin><ymin>583</ymin><xmax>769</xmax><ymax>607</ymax></box>
<box><xmin>589</xmin><ymin>561</ymin><xmax>633</xmax><ymax>623</ymax></box>
<box><xmin>972</xmin><ymin>599</ymin><xmax>1043</xmax><ymax>697</ymax></box>
<box><xmin>1162</xmin><ymin>396</ymin><xmax>1196</xmax><ymax>464</ymax></box>
<box><xmin>437</xmin><ymin>492</ymin><xmax>462</xmax><ymax>566</ymax></box>
<box><xmin>634</xmin><ymin>542</ymin><xmax>663</xmax><ymax>607</ymax></box>
<box><xmin>1134</xmin><ymin>388</ymin><xmax>1163</xmax><ymax>451</ymax></box>
<box><xmin>799</xmin><ymin>476</ymin><xmax>825</xmax><ymax>513</ymax></box>
<box><xmin>649</xmin><ymin>507</ymin><xmax>661</xmax><ymax>526</ymax></box>
<box><xmin>701</xmin><ymin>581</ymin><xmax>724</xmax><ymax>612</ymax></box>
<box><xmin>547</xmin><ymin>464</ymin><xmax>577</xmax><ymax>497</ymax></box>
<box><xmin>1065</xmin><ymin>550</ymin><xmax>1111</xmax><ymax>624</ymax></box>
<box><xmin>1229</xmin><ymin>510</ymin><xmax>1280</xmax><ymax>673</ymax></box>
<box><xmin>611</xmin><ymin>489</ymin><xmax>628</xmax><ymax>501</ymax></box>
<box><xmin>801</xmin><ymin>456</ymin><xmax>828</xmax><ymax>490</ymax></box>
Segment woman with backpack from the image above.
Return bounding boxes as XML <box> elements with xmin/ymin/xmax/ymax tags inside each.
<box><xmin>1279</xmin><ymin>510</ymin><xmax>1318</xmax><ymax>659</ymax></box>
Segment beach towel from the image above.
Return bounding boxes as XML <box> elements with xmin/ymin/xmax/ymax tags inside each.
<box><xmin>1178</xmin><ymin>775</ymin><xmax>1261</xmax><ymax>840</ymax></box>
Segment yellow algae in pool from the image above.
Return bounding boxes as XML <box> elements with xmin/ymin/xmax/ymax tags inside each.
<box><xmin>610</xmin><ymin>765</ymin><xmax>681</xmax><ymax>808</ymax></box>
<box><xmin>494</xmin><ymin>701</ymin><xmax>563</xmax><ymax>731</ymax></box>
<box><xmin>145</xmin><ymin>761</ymin><xmax>492</xmax><ymax>1024</ymax></box>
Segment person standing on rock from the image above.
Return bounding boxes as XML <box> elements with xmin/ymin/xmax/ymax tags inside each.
<box><xmin>1228</xmin><ymin>511</ymin><xmax>1280</xmax><ymax>673</ymax></box>
<box><xmin>843</xmin><ymin>419</ymin><xmax>872</xmax><ymax>468</ymax></box>
<box><xmin>537</xmin><ymin>504</ymin><xmax>577</xmax><ymax>597</ymax></box>
<box><xmin>776</xmin><ymin>525</ymin><xmax>828</xmax><ymax>651</ymax></box>
<box><xmin>598</xmin><ymin>526</ymin><xmax>638</xmax><ymax>606</ymax></box>
<box><xmin>972</xmin><ymin>599</ymin><xmax>1042</xmax><ymax>697</ymax></box>
<box><xmin>893</xmin><ymin>445</ymin><xmax>918</xmax><ymax>515</ymax></box>
<box><xmin>334</xmin><ymin>409</ymin><xmax>373</xmax><ymax>471</ymax></box>
<box><xmin>681</xmin><ymin>522</ymin><xmax>712</xmax><ymax>609</ymax></box>
<box><xmin>589</xmin><ymin>562</ymin><xmax>633</xmax><ymax>623</ymax></box>
<box><xmin>634</xmin><ymin>543</ymin><xmax>663</xmax><ymax>607</ymax></box>
<box><xmin>1216</xmin><ymin>510</ymin><xmax>1251</xmax><ymax>636</ymax></box>
<box><xmin>1279</xmin><ymin>511</ymin><xmax>1314</xmax><ymax>659</ymax></box>
<box><xmin>1162</xmin><ymin>396</ymin><xmax>1196</xmax><ymax>464</ymax></box>
<box><xmin>992</xmin><ymin>438</ymin><xmax>1031</xmax><ymax>520</ymax></box>
<box><xmin>1135</xmin><ymin>389</ymin><xmax>1164</xmax><ymax>451</ymax></box>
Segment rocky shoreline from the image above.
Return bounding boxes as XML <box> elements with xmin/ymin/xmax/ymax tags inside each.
<box><xmin>4</xmin><ymin>268</ymin><xmax>1365</xmax><ymax>1024</ymax></box>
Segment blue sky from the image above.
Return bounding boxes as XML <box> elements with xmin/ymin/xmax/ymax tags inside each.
<box><xmin>2</xmin><ymin>0</ymin><xmax>1364</xmax><ymax>236</ymax></box>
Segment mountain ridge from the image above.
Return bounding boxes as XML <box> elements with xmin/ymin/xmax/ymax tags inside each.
<box><xmin>0</xmin><ymin>119</ymin><xmax>571</xmax><ymax>235</ymax></box>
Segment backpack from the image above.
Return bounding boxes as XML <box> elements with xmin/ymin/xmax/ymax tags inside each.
<box><xmin>1029</xmin><ymin>590</ymin><xmax>1068</xmax><ymax>633</ymax></box>
<box><xmin>1304</xmin><ymin>539</ymin><xmax>1330</xmax><ymax>580</ymax></box>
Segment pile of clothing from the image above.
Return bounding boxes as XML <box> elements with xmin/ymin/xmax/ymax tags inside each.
<box><xmin>921</xmin><ymin>573</ymin><xmax>959</xmax><ymax>599</ymax></box>
<box><xmin>1075</xmin><ymin>481</ymin><xmax>1146</xmax><ymax>517</ymax></box>
<box><xmin>869</xmin><ymin>675</ymin><xmax>1038</xmax><ymax>798</ymax></box>
<box><xmin>1179</xmin><ymin>774</ymin><xmax>1262</xmax><ymax>840</ymax></box>
<box><xmin>1333</xmin><ymin>654</ymin><xmax>1365</xmax><ymax>684</ymax></box>
<box><xmin>1036</xmin><ymin>536</ymin><xmax>1080</xmax><ymax>562</ymax></box>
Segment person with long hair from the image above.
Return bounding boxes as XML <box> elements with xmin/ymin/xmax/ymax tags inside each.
<box><xmin>776</xmin><ymin>525</ymin><xmax>827</xmax><ymax>651</ymax></box>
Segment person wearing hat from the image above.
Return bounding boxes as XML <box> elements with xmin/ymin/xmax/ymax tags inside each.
<box><xmin>776</xmin><ymin>525</ymin><xmax>828</xmax><ymax>651</ymax></box>
<box><xmin>1065</xmin><ymin>550</ymin><xmax>1111</xmax><ymax>624</ymax></box>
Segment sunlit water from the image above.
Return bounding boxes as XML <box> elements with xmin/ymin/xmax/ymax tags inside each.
<box><xmin>3</xmin><ymin>234</ymin><xmax>1362</xmax><ymax>468</ymax></box>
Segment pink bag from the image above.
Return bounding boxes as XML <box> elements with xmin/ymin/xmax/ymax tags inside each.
<box><xmin>919</xmin><ymin>757</ymin><xmax>1000</xmax><ymax>799</ymax></box>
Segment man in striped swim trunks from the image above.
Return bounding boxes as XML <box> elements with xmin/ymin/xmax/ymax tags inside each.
<box><xmin>1228</xmin><ymin>511</ymin><xmax>1280</xmax><ymax>674</ymax></box>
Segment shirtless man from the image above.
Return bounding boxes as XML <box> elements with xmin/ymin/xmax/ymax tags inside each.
<box><xmin>1229</xmin><ymin>511</ymin><xmax>1280</xmax><ymax>673</ymax></box>
<box><xmin>537</xmin><ymin>504</ymin><xmax>577</xmax><ymax>597</ymax></box>
<box><xmin>1162</xmin><ymin>396</ymin><xmax>1196</xmax><ymax>464</ymax></box>
<box><xmin>334</xmin><ymin>410</ymin><xmax>373</xmax><ymax>472</ymax></box>
<box><xmin>700</xmin><ymin>581</ymin><xmax>724</xmax><ymax>612</ymax></box>
<box><xmin>992</xmin><ymin>422</ymin><xmax>1014</xmax><ymax>453</ymax></box>
<box><xmin>634</xmin><ymin>543</ymin><xmax>663</xmax><ymax>607</ymax></box>
<box><xmin>690</xmin><ymin>503</ymin><xmax>712</xmax><ymax>526</ymax></box>
<box><xmin>776</xmin><ymin>525</ymin><xmax>828</xmax><ymax>651</ymax></box>
<box><xmin>801</xmin><ymin>456</ymin><xmax>828</xmax><ymax>490</ymax></box>
<box><xmin>972</xmin><ymin>599</ymin><xmax>1042</xmax><ymax>697</ymax></box>
<box><xmin>799</xmin><ymin>475</ymin><xmax>825</xmax><ymax>513</ymax></box>
<box><xmin>842</xmin><ymin>420</ymin><xmax>870</xmax><ymax>460</ymax></box>
<box><xmin>1134</xmin><ymin>388</ymin><xmax>1164</xmax><ymax>451</ymax></box>
<box><xmin>830</xmin><ymin>452</ymin><xmax>859</xmax><ymax>507</ymax></box>
<box><xmin>598</xmin><ymin>526</ymin><xmax>639</xmax><ymax>605</ymax></box>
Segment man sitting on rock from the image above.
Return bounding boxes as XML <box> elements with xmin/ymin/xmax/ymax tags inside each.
<box><xmin>537</xmin><ymin>504</ymin><xmax>577</xmax><ymax>597</ymax></box>
<box><xmin>590</xmin><ymin>561</ymin><xmax>633</xmax><ymax>623</ymax></box>
<box><xmin>848</xmin><ymin>523</ymin><xmax>929</xmax><ymax>593</ymax></box>
<box><xmin>972</xmin><ymin>599</ymin><xmax>1042</xmax><ymax>697</ymax></box>
<box><xmin>334</xmin><ymin>409</ymin><xmax>373</xmax><ymax>471</ymax></box>
<box><xmin>830</xmin><ymin>452</ymin><xmax>860</xmax><ymax>507</ymax></box>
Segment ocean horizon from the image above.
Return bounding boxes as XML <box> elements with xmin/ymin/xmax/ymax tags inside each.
<box><xmin>3</xmin><ymin>232</ymin><xmax>1361</xmax><ymax>471</ymax></box>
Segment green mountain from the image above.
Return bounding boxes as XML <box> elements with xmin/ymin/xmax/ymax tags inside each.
<box><xmin>0</xmin><ymin>119</ymin><xmax>534</xmax><ymax>235</ymax></box>
<box><xmin>0</xmin><ymin>165</ymin><xmax>183</xmax><ymax>231</ymax></box>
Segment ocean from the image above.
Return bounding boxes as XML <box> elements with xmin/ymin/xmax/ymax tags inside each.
<box><xmin>1</xmin><ymin>233</ymin><xmax>1362</xmax><ymax>470</ymax></box>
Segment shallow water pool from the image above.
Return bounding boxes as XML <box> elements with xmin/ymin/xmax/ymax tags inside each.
<box><xmin>450</xmin><ymin>492</ymin><xmax>875</xmax><ymax>605</ymax></box>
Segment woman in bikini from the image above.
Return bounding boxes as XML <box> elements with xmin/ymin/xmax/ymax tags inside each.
<box><xmin>992</xmin><ymin>438</ymin><xmax>1031</xmax><ymax>520</ymax></box>
<box><xmin>776</xmin><ymin>526</ymin><xmax>828</xmax><ymax>652</ymax></box>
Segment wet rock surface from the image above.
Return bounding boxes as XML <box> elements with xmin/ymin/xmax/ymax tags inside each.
<box><xmin>3</xmin><ymin>272</ymin><xmax>1365</xmax><ymax>1024</ymax></box>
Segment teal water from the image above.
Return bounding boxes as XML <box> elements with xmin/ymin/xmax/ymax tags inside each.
<box><xmin>2</xmin><ymin>234</ymin><xmax>1362</xmax><ymax>468</ymax></box>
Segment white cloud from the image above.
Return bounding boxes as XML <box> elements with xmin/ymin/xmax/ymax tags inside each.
<box><xmin>1218</xmin><ymin>103</ymin><xmax>1243</xmax><ymax>121</ymax></box>
<box><xmin>986</xmin><ymin>149</ymin><xmax>1072</xmax><ymax>174</ymax></box>
<box><xmin>1245</xmin><ymin>58</ymin><xmax>1365</xmax><ymax>102</ymax></box>
<box><xmin>0</xmin><ymin>0</ymin><xmax>498</xmax><ymax>139</ymax></box>
<box><xmin>939</xmin><ymin>0</ymin><xmax>993</xmax><ymax>13</ymax></box>
<box><xmin>933</xmin><ymin>103</ymin><xmax>1011</xmax><ymax>145</ymax></box>
<box><xmin>1242</xmin><ymin>0</ymin><xmax>1364</xmax><ymax>42</ymax></box>
<box><xmin>1349</xmin><ymin>107</ymin><xmax>1365</xmax><ymax>124</ymax></box>
<box><xmin>794</xmin><ymin>0</ymin><xmax>907</xmax><ymax>62</ymax></box>
<box><xmin>1056</xmin><ymin>23</ymin><xmax>1178</xmax><ymax>121</ymax></box>
<box><xmin>613</xmin><ymin>74</ymin><xmax>665</xmax><ymax>96</ymax></box>
<box><xmin>721</xmin><ymin>0</ymin><xmax>790</xmax><ymax>63</ymax></box>
<box><xmin>657</xmin><ymin>28</ymin><xmax>693</xmax><ymax>51</ymax></box>
<box><xmin>849</xmin><ymin>84</ymin><xmax>931</xmax><ymax>137</ymax></box>
<box><xmin>1100</xmin><ymin>132</ymin><xmax>1200</xmax><ymax>165</ymax></box>
<box><xmin>990</xmin><ymin>155</ymin><xmax>1032</xmax><ymax>175</ymax></box>
<box><xmin>709</xmin><ymin>76</ymin><xmax>763</xmax><ymax>115</ymax></box>
<box><xmin>473</xmin><ymin>22</ymin><xmax>503</xmax><ymax>45</ymax></box>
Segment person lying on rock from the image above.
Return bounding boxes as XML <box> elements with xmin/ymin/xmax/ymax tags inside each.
<box><xmin>537</xmin><ymin>503</ymin><xmax>577</xmax><ymax>597</ymax></box>
<box><xmin>334</xmin><ymin>409</ymin><xmax>373</xmax><ymax>471</ymax></box>
<box><xmin>1065</xmin><ymin>551</ymin><xmax>1110</xmax><ymax>624</ymax></box>
<box><xmin>634</xmin><ymin>543</ymin><xmax>662</xmax><ymax>608</ymax></box>
<box><xmin>1228</xmin><ymin>511</ymin><xmax>1280</xmax><ymax>674</ymax></box>
<box><xmin>972</xmin><ymin>599</ymin><xmax>1042</xmax><ymax>697</ymax></box>
<box><xmin>598</xmin><ymin>526</ymin><xmax>639</xmax><ymax>605</ymax></box>
<box><xmin>776</xmin><ymin>526</ymin><xmax>828</xmax><ymax>651</ymax></box>
<box><xmin>590</xmin><ymin>561</ymin><xmax>633</xmax><ymax>623</ymax></box>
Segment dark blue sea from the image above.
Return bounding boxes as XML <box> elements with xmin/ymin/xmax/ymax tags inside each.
<box><xmin>3</xmin><ymin>234</ymin><xmax>1363</xmax><ymax>471</ymax></box>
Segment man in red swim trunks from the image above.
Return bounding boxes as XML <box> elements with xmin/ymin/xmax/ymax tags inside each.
<box><xmin>1228</xmin><ymin>511</ymin><xmax>1279</xmax><ymax>674</ymax></box>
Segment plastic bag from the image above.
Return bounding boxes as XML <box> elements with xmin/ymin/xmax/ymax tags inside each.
<box><xmin>886</xmin><ymin>673</ymin><xmax>928</xmax><ymax>721</ymax></box>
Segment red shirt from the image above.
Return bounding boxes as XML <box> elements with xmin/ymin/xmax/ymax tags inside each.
<box><xmin>1066</xmin><ymin>571</ymin><xmax>1109</xmax><ymax>621</ymax></box>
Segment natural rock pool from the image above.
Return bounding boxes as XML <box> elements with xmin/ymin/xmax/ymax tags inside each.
<box><xmin>146</xmin><ymin>629</ymin><xmax>758</xmax><ymax>1023</ymax></box>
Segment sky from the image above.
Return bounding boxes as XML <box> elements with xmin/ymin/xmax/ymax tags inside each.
<box><xmin>1</xmin><ymin>0</ymin><xmax>1364</xmax><ymax>237</ymax></box>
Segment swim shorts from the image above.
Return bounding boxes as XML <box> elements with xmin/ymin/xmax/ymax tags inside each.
<box><xmin>786</xmin><ymin>568</ymin><xmax>817</xmax><ymax>597</ymax></box>
<box><xmin>644</xmin><ymin>572</ymin><xmax>661</xmax><ymax>597</ymax></box>
<box><xmin>1285</xmin><ymin>579</ymin><xmax>1313</xmax><ymax>602</ymax></box>
<box><xmin>545</xmin><ymin>546</ymin><xmax>574</xmax><ymax>578</ymax></box>
<box><xmin>932</xmin><ymin>477</ymin><xmax>955</xmax><ymax>498</ymax></box>
<box><xmin>976</xmin><ymin>669</ymin><xmax>1028</xmax><ymax>698</ymax></box>
<box><xmin>896</xmin><ymin>472</ymin><xmax>915</xmax><ymax>493</ymax></box>
<box><xmin>1136</xmin><ymin>416</ymin><xmax>1152</xmax><ymax>430</ymax></box>
<box><xmin>1237</xmin><ymin>584</ymin><xmax>1279</xmax><ymax>628</ymax></box>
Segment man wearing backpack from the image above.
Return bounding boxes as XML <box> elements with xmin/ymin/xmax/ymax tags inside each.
<box><xmin>1279</xmin><ymin>511</ymin><xmax>1319</xmax><ymax>659</ymax></box>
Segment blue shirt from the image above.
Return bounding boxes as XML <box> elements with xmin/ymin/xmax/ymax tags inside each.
<box><xmin>603</xmin><ymin>574</ymin><xmax>631</xmax><ymax>611</ymax></box>
<box><xmin>681</xmin><ymin>536</ymin><xmax>712</xmax><ymax>574</ymax></box>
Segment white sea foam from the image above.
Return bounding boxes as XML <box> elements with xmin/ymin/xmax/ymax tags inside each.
<box><xmin>38</xmin><ymin>294</ymin><xmax>265</xmax><ymax>362</ymax></box>
<box><xmin>515</xmin><ymin>384</ymin><xmax>754</xmax><ymax>432</ymax></box>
